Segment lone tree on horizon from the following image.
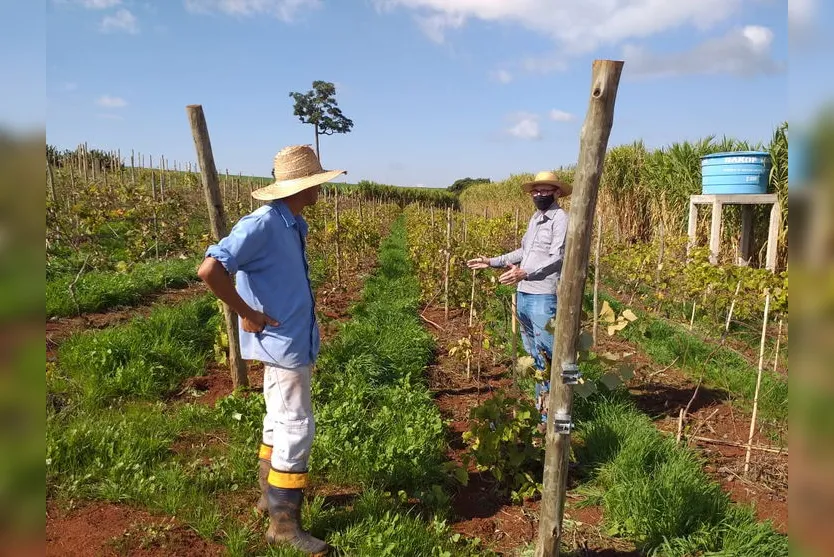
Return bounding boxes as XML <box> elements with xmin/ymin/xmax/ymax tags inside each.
<box><xmin>289</xmin><ymin>80</ymin><xmax>354</xmax><ymax>162</ymax></box>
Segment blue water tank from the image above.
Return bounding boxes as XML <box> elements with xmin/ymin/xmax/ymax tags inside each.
<box><xmin>700</xmin><ymin>151</ymin><xmax>772</xmax><ymax>195</ymax></box>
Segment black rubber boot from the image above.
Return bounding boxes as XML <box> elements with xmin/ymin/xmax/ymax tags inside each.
<box><xmin>265</xmin><ymin>486</ymin><xmax>329</xmax><ymax>555</ymax></box>
<box><xmin>256</xmin><ymin>458</ymin><xmax>270</xmax><ymax>514</ymax></box>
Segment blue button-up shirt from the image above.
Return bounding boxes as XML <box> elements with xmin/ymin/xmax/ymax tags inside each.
<box><xmin>205</xmin><ymin>200</ymin><xmax>319</xmax><ymax>369</ymax></box>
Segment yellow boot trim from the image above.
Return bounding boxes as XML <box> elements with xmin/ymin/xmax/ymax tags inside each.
<box><xmin>259</xmin><ymin>443</ymin><xmax>273</xmax><ymax>460</ymax></box>
<box><xmin>268</xmin><ymin>469</ymin><xmax>308</xmax><ymax>489</ymax></box>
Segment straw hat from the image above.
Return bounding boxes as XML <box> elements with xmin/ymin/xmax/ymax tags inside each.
<box><xmin>252</xmin><ymin>145</ymin><xmax>346</xmax><ymax>201</ymax></box>
<box><xmin>521</xmin><ymin>170</ymin><xmax>572</xmax><ymax>197</ymax></box>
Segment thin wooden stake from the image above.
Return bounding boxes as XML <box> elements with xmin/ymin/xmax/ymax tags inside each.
<box><xmin>725</xmin><ymin>280</ymin><xmax>742</xmax><ymax>333</ymax></box>
<box><xmin>186</xmin><ymin>104</ymin><xmax>249</xmax><ymax>390</ymax></box>
<box><xmin>537</xmin><ymin>59</ymin><xmax>624</xmax><ymax>557</ymax></box>
<box><xmin>592</xmin><ymin>211</ymin><xmax>602</xmax><ymax>346</ymax></box>
<box><xmin>510</xmin><ymin>291</ymin><xmax>518</xmax><ymax>374</ymax></box>
<box><xmin>690</xmin><ymin>301</ymin><xmax>697</xmax><ymax>330</ymax></box>
<box><xmin>772</xmin><ymin>318</ymin><xmax>783</xmax><ymax>373</ymax></box>
<box><xmin>444</xmin><ymin>207</ymin><xmax>452</xmax><ymax>321</ymax></box>
<box><xmin>335</xmin><ymin>190</ymin><xmax>342</xmax><ymax>287</ymax></box>
<box><xmin>469</xmin><ymin>268</ymin><xmax>476</xmax><ymax>327</ymax></box>
<box><xmin>744</xmin><ymin>291</ymin><xmax>771</xmax><ymax>476</ymax></box>
<box><xmin>46</xmin><ymin>160</ymin><xmax>57</xmax><ymax>206</ymax></box>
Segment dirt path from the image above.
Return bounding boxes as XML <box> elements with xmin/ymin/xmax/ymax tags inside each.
<box><xmin>46</xmin><ymin>501</ymin><xmax>224</xmax><ymax>557</ymax></box>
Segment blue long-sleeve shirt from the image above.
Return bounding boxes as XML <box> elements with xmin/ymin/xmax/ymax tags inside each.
<box><xmin>205</xmin><ymin>200</ymin><xmax>319</xmax><ymax>369</ymax></box>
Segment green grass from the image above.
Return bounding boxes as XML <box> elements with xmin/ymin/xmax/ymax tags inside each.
<box><xmin>46</xmin><ymin>217</ymin><xmax>489</xmax><ymax>556</ymax></box>
<box><xmin>46</xmin><ymin>257</ymin><xmax>200</xmax><ymax>317</ymax></box>
<box><xmin>570</xmin><ymin>393</ymin><xmax>787</xmax><ymax>556</ymax></box>
<box><xmin>310</xmin><ymin>217</ymin><xmax>446</xmax><ymax>493</ymax></box>
<box><xmin>53</xmin><ymin>295</ymin><xmax>220</xmax><ymax>407</ymax></box>
<box><xmin>589</xmin><ymin>292</ymin><xmax>788</xmax><ymax>427</ymax></box>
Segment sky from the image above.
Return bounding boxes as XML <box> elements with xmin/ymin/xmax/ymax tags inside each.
<box><xmin>16</xmin><ymin>0</ymin><xmax>822</xmax><ymax>187</ymax></box>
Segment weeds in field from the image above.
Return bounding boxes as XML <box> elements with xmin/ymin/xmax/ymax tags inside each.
<box><xmin>55</xmin><ymin>295</ymin><xmax>220</xmax><ymax>406</ymax></box>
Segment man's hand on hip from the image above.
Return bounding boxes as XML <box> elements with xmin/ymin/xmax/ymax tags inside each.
<box><xmin>242</xmin><ymin>310</ymin><xmax>280</xmax><ymax>333</ymax></box>
<box><xmin>499</xmin><ymin>264</ymin><xmax>527</xmax><ymax>285</ymax></box>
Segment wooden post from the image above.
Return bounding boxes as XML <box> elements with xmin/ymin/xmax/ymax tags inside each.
<box><xmin>738</xmin><ymin>205</ymin><xmax>754</xmax><ymax>266</ymax></box>
<box><xmin>186</xmin><ymin>104</ymin><xmax>249</xmax><ymax>390</ymax></box>
<box><xmin>725</xmin><ymin>280</ymin><xmax>742</xmax><ymax>333</ymax></box>
<box><xmin>745</xmin><ymin>291</ymin><xmax>771</xmax><ymax>476</ymax></box>
<box><xmin>536</xmin><ymin>59</ymin><xmax>624</xmax><ymax>557</ymax></box>
<box><xmin>335</xmin><ymin>190</ymin><xmax>341</xmax><ymax>287</ymax></box>
<box><xmin>469</xmin><ymin>269</ymin><xmax>476</xmax><ymax>327</ymax></box>
<box><xmin>160</xmin><ymin>156</ymin><xmax>166</xmax><ymax>202</ymax></box>
<box><xmin>249</xmin><ymin>179</ymin><xmax>254</xmax><ymax>212</ymax></box>
<box><xmin>686</xmin><ymin>200</ymin><xmax>697</xmax><ymax>258</ymax></box>
<box><xmin>130</xmin><ymin>149</ymin><xmax>136</xmax><ymax>186</ymax></box>
<box><xmin>766</xmin><ymin>201</ymin><xmax>781</xmax><ymax>272</ymax></box>
<box><xmin>709</xmin><ymin>200</ymin><xmax>722</xmax><ymax>264</ymax></box>
<box><xmin>46</xmin><ymin>160</ymin><xmax>57</xmax><ymax>206</ymax></box>
<box><xmin>510</xmin><ymin>291</ymin><xmax>518</xmax><ymax>374</ymax></box>
<box><xmin>592</xmin><ymin>211</ymin><xmax>602</xmax><ymax>346</ymax></box>
<box><xmin>444</xmin><ymin>207</ymin><xmax>452</xmax><ymax>321</ymax></box>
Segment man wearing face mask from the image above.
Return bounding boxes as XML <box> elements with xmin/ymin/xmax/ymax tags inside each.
<box><xmin>466</xmin><ymin>171</ymin><xmax>571</xmax><ymax>425</ymax></box>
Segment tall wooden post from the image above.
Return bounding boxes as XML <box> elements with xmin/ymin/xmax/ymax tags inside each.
<box><xmin>186</xmin><ymin>104</ymin><xmax>249</xmax><ymax>390</ymax></box>
<box><xmin>536</xmin><ymin>59</ymin><xmax>624</xmax><ymax>557</ymax></box>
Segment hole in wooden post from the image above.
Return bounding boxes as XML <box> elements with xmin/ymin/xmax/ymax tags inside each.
<box><xmin>592</xmin><ymin>87</ymin><xmax>602</xmax><ymax>98</ymax></box>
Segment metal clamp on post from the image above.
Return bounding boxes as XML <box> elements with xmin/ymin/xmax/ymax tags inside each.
<box><xmin>552</xmin><ymin>412</ymin><xmax>574</xmax><ymax>435</ymax></box>
<box><xmin>561</xmin><ymin>362</ymin><xmax>582</xmax><ymax>384</ymax></box>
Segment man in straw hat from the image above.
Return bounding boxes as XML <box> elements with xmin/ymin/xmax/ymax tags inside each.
<box><xmin>198</xmin><ymin>145</ymin><xmax>345</xmax><ymax>555</ymax></box>
<box><xmin>466</xmin><ymin>170</ymin><xmax>571</xmax><ymax>426</ymax></box>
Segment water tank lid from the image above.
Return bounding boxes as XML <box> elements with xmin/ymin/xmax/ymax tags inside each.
<box><xmin>700</xmin><ymin>150</ymin><xmax>771</xmax><ymax>160</ymax></box>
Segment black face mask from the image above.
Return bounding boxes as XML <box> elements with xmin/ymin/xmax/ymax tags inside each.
<box><xmin>533</xmin><ymin>194</ymin><xmax>554</xmax><ymax>211</ymax></box>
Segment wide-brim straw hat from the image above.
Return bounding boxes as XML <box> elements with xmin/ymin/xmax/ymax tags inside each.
<box><xmin>252</xmin><ymin>145</ymin><xmax>346</xmax><ymax>201</ymax></box>
<box><xmin>521</xmin><ymin>170</ymin><xmax>572</xmax><ymax>197</ymax></box>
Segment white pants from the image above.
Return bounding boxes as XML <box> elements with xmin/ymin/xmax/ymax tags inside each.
<box><xmin>262</xmin><ymin>364</ymin><xmax>315</xmax><ymax>473</ymax></box>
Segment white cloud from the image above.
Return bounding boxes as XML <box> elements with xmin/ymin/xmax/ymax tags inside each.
<box><xmin>96</xmin><ymin>95</ymin><xmax>128</xmax><ymax>108</ymax></box>
<box><xmin>490</xmin><ymin>69</ymin><xmax>512</xmax><ymax>84</ymax></box>
<box><xmin>373</xmin><ymin>0</ymin><xmax>744</xmax><ymax>54</ymax></box>
<box><xmin>80</xmin><ymin>0</ymin><xmax>121</xmax><ymax>8</ymax></box>
<box><xmin>184</xmin><ymin>0</ymin><xmax>321</xmax><ymax>22</ymax></box>
<box><xmin>506</xmin><ymin>112</ymin><xmax>541</xmax><ymax>140</ymax></box>
<box><xmin>101</xmin><ymin>8</ymin><xmax>139</xmax><ymax>33</ymax></box>
<box><xmin>549</xmin><ymin>109</ymin><xmax>575</xmax><ymax>122</ymax></box>
<box><xmin>789</xmin><ymin>0</ymin><xmax>816</xmax><ymax>43</ymax></box>
<box><xmin>623</xmin><ymin>25</ymin><xmax>784</xmax><ymax>78</ymax></box>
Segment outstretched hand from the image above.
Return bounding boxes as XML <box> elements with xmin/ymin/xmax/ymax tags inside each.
<box><xmin>466</xmin><ymin>256</ymin><xmax>490</xmax><ymax>270</ymax></box>
<box><xmin>499</xmin><ymin>264</ymin><xmax>527</xmax><ymax>285</ymax></box>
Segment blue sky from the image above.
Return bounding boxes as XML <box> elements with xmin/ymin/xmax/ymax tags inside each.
<box><xmin>35</xmin><ymin>0</ymin><xmax>800</xmax><ymax>187</ymax></box>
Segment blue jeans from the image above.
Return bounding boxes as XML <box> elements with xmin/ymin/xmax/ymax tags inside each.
<box><xmin>516</xmin><ymin>292</ymin><xmax>556</xmax><ymax>423</ymax></box>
